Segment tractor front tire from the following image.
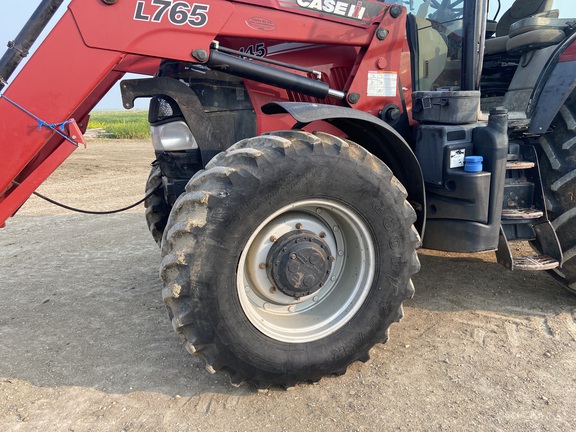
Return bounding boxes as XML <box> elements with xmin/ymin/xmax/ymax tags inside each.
<box><xmin>160</xmin><ymin>130</ymin><xmax>421</xmax><ymax>388</ymax></box>
<box><xmin>144</xmin><ymin>164</ymin><xmax>171</xmax><ymax>246</ymax></box>
<box><xmin>539</xmin><ymin>98</ymin><xmax>576</xmax><ymax>293</ymax></box>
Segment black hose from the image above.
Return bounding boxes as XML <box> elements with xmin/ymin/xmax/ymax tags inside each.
<box><xmin>30</xmin><ymin>188</ymin><xmax>156</xmax><ymax>215</ymax></box>
<box><xmin>12</xmin><ymin>181</ymin><xmax>159</xmax><ymax>215</ymax></box>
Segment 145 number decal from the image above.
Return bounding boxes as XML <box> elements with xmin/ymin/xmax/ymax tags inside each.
<box><xmin>134</xmin><ymin>0</ymin><xmax>209</xmax><ymax>27</ymax></box>
<box><xmin>239</xmin><ymin>43</ymin><xmax>266</xmax><ymax>57</ymax></box>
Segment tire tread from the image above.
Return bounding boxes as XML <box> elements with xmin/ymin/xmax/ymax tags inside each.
<box><xmin>160</xmin><ymin>130</ymin><xmax>421</xmax><ymax>387</ymax></box>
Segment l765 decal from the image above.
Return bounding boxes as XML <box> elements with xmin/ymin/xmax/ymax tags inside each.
<box><xmin>134</xmin><ymin>0</ymin><xmax>209</xmax><ymax>27</ymax></box>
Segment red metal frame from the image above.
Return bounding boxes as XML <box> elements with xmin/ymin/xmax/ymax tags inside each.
<box><xmin>0</xmin><ymin>122</ymin><xmax>84</xmax><ymax>227</ymax></box>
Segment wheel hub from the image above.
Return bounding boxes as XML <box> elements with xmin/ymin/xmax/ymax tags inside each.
<box><xmin>266</xmin><ymin>230</ymin><xmax>333</xmax><ymax>297</ymax></box>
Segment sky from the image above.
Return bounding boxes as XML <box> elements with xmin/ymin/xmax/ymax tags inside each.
<box><xmin>0</xmin><ymin>0</ymin><xmax>148</xmax><ymax>110</ymax></box>
<box><xmin>1</xmin><ymin>1</ymin><xmax>575</xmax><ymax>110</ymax></box>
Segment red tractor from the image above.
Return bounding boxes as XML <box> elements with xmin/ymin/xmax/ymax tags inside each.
<box><xmin>1</xmin><ymin>0</ymin><xmax>575</xmax><ymax>388</ymax></box>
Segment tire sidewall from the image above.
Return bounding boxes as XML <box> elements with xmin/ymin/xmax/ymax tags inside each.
<box><xmin>189</xmin><ymin>144</ymin><xmax>414</xmax><ymax>376</ymax></box>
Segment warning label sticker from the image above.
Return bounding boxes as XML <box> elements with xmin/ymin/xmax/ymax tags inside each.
<box><xmin>367</xmin><ymin>71</ymin><xmax>397</xmax><ymax>97</ymax></box>
<box><xmin>450</xmin><ymin>149</ymin><xmax>466</xmax><ymax>168</ymax></box>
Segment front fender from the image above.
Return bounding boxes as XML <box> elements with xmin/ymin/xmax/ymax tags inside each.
<box><xmin>262</xmin><ymin>102</ymin><xmax>425</xmax><ymax>236</ymax></box>
<box><xmin>121</xmin><ymin>77</ymin><xmax>226</xmax><ymax>162</ymax></box>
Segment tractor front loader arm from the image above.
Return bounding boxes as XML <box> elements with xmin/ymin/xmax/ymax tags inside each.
<box><xmin>0</xmin><ymin>9</ymin><xmax>124</xmax><ymax>226</ymax></box>
<box><xmin>0</xmin><ymin>0</ymin><xmax>235</xmax><ymax>226</ymax></box>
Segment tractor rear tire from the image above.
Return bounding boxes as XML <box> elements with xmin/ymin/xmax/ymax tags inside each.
<box><xmin>538</xmin><ymin>99</ymin><xmax>576</xmax><ymax>293</ymax></box>
<box><xmin>159</xmin><ymin>130</ymin><xmax>421</xmax><ymax>388</ymax></box>
<box><xmin>144</xmin><ymin>165</ymin><xmax>171</xmax><ymax>246</ymax></box>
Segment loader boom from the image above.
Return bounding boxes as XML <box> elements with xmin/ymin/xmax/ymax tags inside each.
<box><xmin>0</xmin><ymin>5</ymin><xmax>128</xmax><ymax>225</ymax></box>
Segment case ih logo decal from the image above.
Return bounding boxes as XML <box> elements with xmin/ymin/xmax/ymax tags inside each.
<box><xmin>134</xmin><ymin>0</ymin><xmax>209</xmax><ymax>27</ymax></box>
<box><xmin>295</xmin><ymin>0</ymin><xmax>366</xmax><ymax>21</ymax></box>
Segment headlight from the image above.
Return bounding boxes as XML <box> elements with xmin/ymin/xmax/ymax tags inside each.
<box><xmin>150</xmin><ymin>120</ymin><xmax>197</xmax><ymax>151</ymax></box>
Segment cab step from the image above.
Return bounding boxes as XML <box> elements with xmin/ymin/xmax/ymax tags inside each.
<box><xmin>496</xmin><ymin>222</ymin><xmax>562</xmax><ymax>271</ymax></box>
<box><xmin>501</xmin><ymin>208</ymin><xmax>543</xmax><ymax>220</ymax></box>
<box><xmin>509</xmin><ymin>255</ymin><xmax>559</xmax><ymax>270</ymax></box>
<box><xmin>501</xmin><ymin>144</ymin><xmax>545</xmax><ymax>241</ymax></box>
<box><xmin>506</xmin><ymin>160</ymin><xmax>535</xmax><ymax>170</ymax></box>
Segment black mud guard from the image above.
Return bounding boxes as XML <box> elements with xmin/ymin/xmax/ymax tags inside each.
<box><xmin>528</xmin><ymin>32</ymin><xmax>576</xmax><ymax>134</ymax></box>
<box><xmin>120</xmin><ymin>77</ymin><xmax>226</xmax><ymax>162</ymax></box>
<box><xmin>262</xmin><ymin>101</ymin><xmax>426</xmax><ymax>236</ymax></box>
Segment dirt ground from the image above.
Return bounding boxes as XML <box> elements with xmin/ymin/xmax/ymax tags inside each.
<box><xmin>1</xmin><ymin>139</ymin><xmax>575</xmax><ymax>431</ymax></box>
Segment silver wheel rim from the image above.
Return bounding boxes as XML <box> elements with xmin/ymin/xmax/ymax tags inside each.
<box><xmin>237</xmin><ymin>199</ymin><xmax>375</xmax><ymax>343</ymax></box>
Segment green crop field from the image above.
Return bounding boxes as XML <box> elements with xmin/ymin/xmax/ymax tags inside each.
<box><xmin>88</xmin><ymin>110</ymin><xmax>150</xmax><ymax>139</ymax></box>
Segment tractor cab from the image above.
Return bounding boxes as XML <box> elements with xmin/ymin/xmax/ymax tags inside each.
<box><xmin>386</xmin><ymin>0</ymin><xmax>486</xmax><ymax>93</ymax></box>
<box><xmin>390</xmin><ymin>0</ymin><xmax>576</xmax><ymax>123</ymax></box>
<box><xmin>388</xmin><ymin>1</ymin><xmax>568</xmax><ymax>92</ymax></box>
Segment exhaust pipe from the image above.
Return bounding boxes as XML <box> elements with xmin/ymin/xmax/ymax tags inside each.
<box><xmin>0</xmin><ymin>0</ymin><xmax>66</xmax><ymax>91</ymax></box>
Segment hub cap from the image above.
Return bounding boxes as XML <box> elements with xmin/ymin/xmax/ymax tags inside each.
<box><xmin>267</xmin><ymin>230</ymin><xmax>333</xmax><ymax>298</ymax></box>
<box><xmin>237</xmin><ymin>199</ymin><xmax>375</xmax><ymax>343</ymax></box>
